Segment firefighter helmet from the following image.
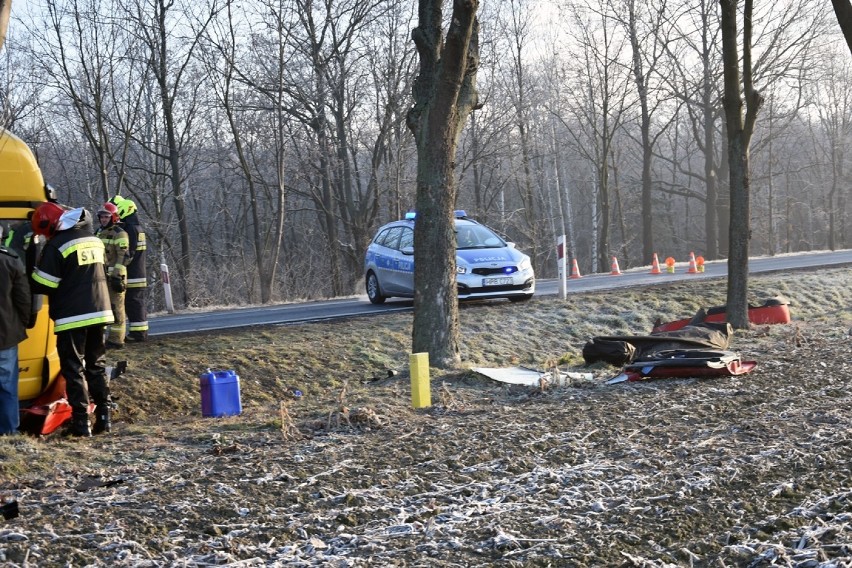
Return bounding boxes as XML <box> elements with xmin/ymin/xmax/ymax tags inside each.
<box><xmin>31</xmin><ymin>202</ymin><xmax>69</xmax><ymax>237</ymax></box>
<box><xmin>109</xmin><ymin>195</ymin><xmax>137</xmax><ymax>219</ymax></box>
<box><xmin>98</xmin><ymin>202</ymin><xmax>120</xmax><ymax>224</ymax></box>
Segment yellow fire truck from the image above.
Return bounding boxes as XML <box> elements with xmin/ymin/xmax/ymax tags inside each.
<box><xmin>1</xmin><ymin>129</ymin><xmax>61</xmax><ymax>401</ymax></box>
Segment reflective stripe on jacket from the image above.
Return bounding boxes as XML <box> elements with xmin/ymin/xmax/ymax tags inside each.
<box><xmin>31</xmin><ymin>225</ymin><xmax>114</xmax><ymax>333</ymax></box>
<box><xmin>95</xmin><ymin>223</ymin><xmax>130</xmax><ymax>276</ymax></box>
<box><xmin>122</xmin><ymin>212</ymin><xmax>147</xmax><ymax>288</ymax></box>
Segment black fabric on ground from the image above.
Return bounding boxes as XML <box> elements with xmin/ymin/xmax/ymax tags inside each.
<box><xmin>583</xmin><ymin>321</ymin><xmax>734</xmax><ymax>366</ymax></box>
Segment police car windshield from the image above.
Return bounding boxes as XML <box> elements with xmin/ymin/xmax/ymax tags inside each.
<box><xmin>456</xmin><ymin>224</ymin><xmax>506</xmax><ymax>250</ymax></box>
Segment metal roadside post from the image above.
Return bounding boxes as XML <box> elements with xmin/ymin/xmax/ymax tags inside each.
<box><xmin>557</xmin><ymin>235</ymin><xmax>567</xmax><ymax>300</ymax></box>
<box><xmin>160</xmin><ymin>253</ymin><xmax>175</xmax><ymax>314</ymax></box>
<box><xmin>410</xmin><ymin>352</ymin><xmax>431</xmax><ymax>408</ymax></box>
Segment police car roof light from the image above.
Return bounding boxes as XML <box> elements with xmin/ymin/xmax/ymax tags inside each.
<box><xmin>404</xmin><ymin>210</ymin><xmax>467</xmax><ymax>221</ymax></box>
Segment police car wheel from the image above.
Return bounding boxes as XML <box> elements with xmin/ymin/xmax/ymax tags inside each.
<box><xmin>366</xmin><ymin>272</ymin><xmax>386</xmax><ymax>304</ymax></box>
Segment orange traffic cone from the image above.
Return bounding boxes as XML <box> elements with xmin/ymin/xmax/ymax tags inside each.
<box><xmin>570</xmin><ymin>258</ymin><xmax>582</xmax><ymax>279</ymax></box>
<box><xmin>610</xmin><ymin>256</ymin><xmax>622</xmax><ymax>275</ymax></box>
<box><xmin>650</xmin><ymin>253</ymin><xmax>662</xmax><ymax>275</ymax></box>
<box><xmin>687</xmin><ymin>251</ymin><xmax>698</xmax><ymax>274</ymax></box>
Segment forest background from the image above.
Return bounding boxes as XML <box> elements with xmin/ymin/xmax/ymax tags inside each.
<box><xmin>1</xmin><ymin>0</ymin><xmax>848</xmax><ymax>310</ymax></box>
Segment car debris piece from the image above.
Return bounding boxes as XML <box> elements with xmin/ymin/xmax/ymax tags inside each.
<box><xmin>75</xmin><ymin>476</ymin><xmax>127</xmax><ymax>492</ymax></box>
<box><xmin>473</xmin><ymin>366</ymin><xmax>593</xmax><ymax>387</ymax></box>
<box><xmin>606</xmin><ymin>350</ymin><xmax>756</xmax><ymax>384</ymax></box>
<box><xmin>652</xmin><ymin>296</ymin><xmax>791</xmax><ymax>333</ymax></box>
<box><xmin>584</xmin><ymin>321</ymin><xmax>734</xmax><ymax>367</ymax></box>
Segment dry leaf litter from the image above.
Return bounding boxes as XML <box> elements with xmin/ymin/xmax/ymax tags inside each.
<box><xmin>0</xmin><ymin>269</ymin><xmax>850</xmax><ymax>567</ymax></box>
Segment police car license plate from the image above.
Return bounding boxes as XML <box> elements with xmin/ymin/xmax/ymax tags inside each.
<box><xmin>483</xmin><ymin>277</ymin><xmax>513</xmax><ymax>286</ymax></box>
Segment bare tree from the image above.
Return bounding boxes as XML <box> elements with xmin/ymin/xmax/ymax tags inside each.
<box><xmin>325</xmin><ymin>0</ymin><xmax>399</xmax><ymax>286</ymax></box>
<box><xmin>0</xmin><ymin>0</ymin><xmax>11</xmax><ymax>133</ymax></box>
<box><xmin>120</xmin><ymin>0</ymin><xmax>220</xmax><ymax>305</ymax></box>
<box><xmin>278</xmin><ymin>0</ymin><xmax>386</xmax><ymax>297</ymax></box>
<box><xmin>720</xmin><ymin>0</ymin><xmax>763</xmax><ymax>329</ymax></box>
<box><xmin>358</xmin><ymin>0</ymin><xmax>417</xmax><ymax>243</ymax></box>
<box><xmin>657</xmin><ymin>0</ymin><xmax>725</xmax><ymax>259</ymax></box>
<box><xmin>407</xmin><ymin>0</ymin><xmax>480</xmax><ymax>367</ymax></box>
<box><xmin>455</xmin><ymin>6</ymin><xmax>515</xmax><ymax>229</ymax></box>
<box><xmin>457</xmin><ymin>107</ymin><xmax>513</xmax><ymax>224</ymax></box>
<box><xmin>809</xmin><ymin>50</ymin><xmax>852</xmax><ymax>250</ymax></box>
<box><xmin>7</xmin><ymin>0</ymin><xmax>844</xmax><ymax>310</ymax></box>
<box><xmin>0</xmin><ymin>1</ymin><xmax>8</xmax><ymax>55</ymax></box>
<box><xmin>198</xmin><ymin>0</ymin><xmax>295</xmax><ymax>304</ymax></box>
<box><xmin>0</xmin><ymin>21</ymin><xmax>51</xmax><ymax>138</ymax></box>
<box><xmin>614</xmin><ymin>0</ymin><xmax>672</xmax><ymax>264</ymax></box>
<box><xmin>495</xmin><ymin>0</ymin><xmax>545</xmax><ymax>270</ymax></box>
<box><xmin>34</xmin><ymin>0</ymin><xmax>144</xmax><ymax>201</ymax></box>
<box><xmin>554</xmin><ymin>2</ymin><xmax>631</xmax><ymax>273</ymax></box>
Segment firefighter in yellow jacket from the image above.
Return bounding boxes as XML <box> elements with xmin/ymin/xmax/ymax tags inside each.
<box><xmin>110</xmin><ymin>196</ymin><xmax>147</xmax><ymax>341</ymax></box>
<box><xmin>95</xmin><ymin>202</ymin><xmax>130</xmax><ymax>348</ymax></box>
<box><xmin>31</xmin><ymin>202</ymin><xmax>114</xmax><ymax>437</ymax></box>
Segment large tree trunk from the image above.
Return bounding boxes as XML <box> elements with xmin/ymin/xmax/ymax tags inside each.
<box><xmin>0</xmin><ymin>0</ymin><xmax>9</xmax><ymax>53</ymax></box>
<box><xmin>406</xmin><ymin>0</ymin><xmax>479</xmax><ymax>368</ymax></box>
<box><xmin>701</xmin><ymin>11</ymin><xmax>720</xmax><ymax>261</ymax></box>
<box><xmin>720</xmin><ymin>0</ymin><xmax>762</xmax><ymax>330</ymax></box>
<box><xmin>832</xmin><ymin>0</ymin><xmax>852</xmax><ymax>56</ymax></box>
<box><xmin>626</xmin><ymin>0</ymin><xmax>654</xmax><ymax>264</ymax></box>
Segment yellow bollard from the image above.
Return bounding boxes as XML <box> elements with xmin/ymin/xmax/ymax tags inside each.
<box><xmin>410</xmin><ymin>352</ymin><xmax>431</xmax><ymax>408</ymax></box>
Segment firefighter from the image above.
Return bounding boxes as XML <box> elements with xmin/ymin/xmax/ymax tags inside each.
<box><xmin>110</xmin><ymin>196</ymin><xmax>147</xmax><ymax>342</ymax></box>
<box><xmin>0</xmin><ymin>231</ymin><xmax>31</xmax><ymax>435</ymax></box>
<box><xmin>31</xmin><ymin>202</ymin><xmax>114</xmax><ymax>437</ymax></box>
<box><xmin>3</xmin><ymin>219</ymin><xmax>33</xmax><ymax>258</ymax></box>
<box><xmin>95</xmin><ymin>202</ymin><xmax>130</xmax><ymax>348</ymax></box>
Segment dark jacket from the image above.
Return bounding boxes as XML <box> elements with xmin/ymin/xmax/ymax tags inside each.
<box><xmin>3</xmin><ymin>220</ymin><xmax>33</xmax><ymax>256</ymax></box>
<box><xmin>0</xmin><ymin>245</ymin><xmax>31</xmax><ymax>349</ymax></box>
<box><xmin>31</xmin><ymin>210</ymin><xmax>114</xmax><ymax>333</ymax></box>
<box><xmin>121</xmin><ymin>212</ymin><xmax>147</xmax><ymax>288</ymax></box>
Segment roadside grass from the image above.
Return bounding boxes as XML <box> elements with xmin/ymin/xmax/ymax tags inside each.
<box><xmin>0</xmin><ymin>267</ymin><xmax>849</xmax><ymax>480</ymax></box>
<box><xmin>136</xmin><ymin>268</ymin><xmax>848</xmax><ymax>418</ymax></box>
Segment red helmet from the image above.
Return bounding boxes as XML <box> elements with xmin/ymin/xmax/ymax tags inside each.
<box><xmin>98</xmin><ymin>202</ymin><xmax>119</xmax><ymax>224</ymax></box>
<box><xmin>31</xmin><ymin>202</ymin><xmax>69</xmax><ymax>237</ymax></box>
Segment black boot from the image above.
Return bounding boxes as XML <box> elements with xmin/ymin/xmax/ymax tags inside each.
<box><xmin>92</xmin><ymin>406</ymin><xmax>111</xmax><ymax>435</ymax></box>
<box><xmin>67</xmin><ymin>414</ymin><xmax>91</xmax><ymax>438</ymax></box>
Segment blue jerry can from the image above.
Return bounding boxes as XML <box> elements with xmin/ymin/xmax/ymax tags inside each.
<box><xmin>199</xmin><ymin>370</ymin><xmax>242</xmax><ymax>417</ymax></box>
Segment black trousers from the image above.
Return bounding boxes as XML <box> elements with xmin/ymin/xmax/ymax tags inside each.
<box><xmin>56</xmin><ymin>326</ymin><xmax>109</xmax><ymax>415</ymax></box>
<box><xmin>126</xmin><ymin>286</ymin><xmax>148</xmax><ymax>336</ymax></box>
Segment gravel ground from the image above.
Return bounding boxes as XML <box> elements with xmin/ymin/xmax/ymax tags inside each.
<box><xmin>0</xmin><ymin>269</ymin><xmax>850</xmax><ymax>567</ymax></box>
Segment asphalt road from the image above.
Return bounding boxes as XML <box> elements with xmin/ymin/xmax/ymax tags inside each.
<box><xmin>149</xmin><ymin>250</ymin><xmax>852</xmax><ymax>337</ymax></box>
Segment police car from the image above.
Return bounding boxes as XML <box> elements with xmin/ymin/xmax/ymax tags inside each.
<box><xmin>364</xmin><ymin>211</ymin><xmax>535</xmax><ymax>304</ymax></box>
